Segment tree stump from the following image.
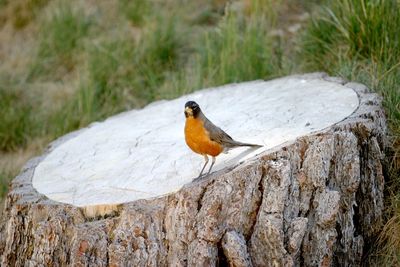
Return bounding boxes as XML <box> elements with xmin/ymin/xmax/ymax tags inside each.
<box><xmin>0</xmin><ymin>73</ymin><xmax>387</xmax><ymax>266</ymax></box>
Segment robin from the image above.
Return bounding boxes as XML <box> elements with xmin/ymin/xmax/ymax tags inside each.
<box><xmin>184</xmin><ymin>101</ymin><xmax>262</xmax><ymax>177</ymax></box>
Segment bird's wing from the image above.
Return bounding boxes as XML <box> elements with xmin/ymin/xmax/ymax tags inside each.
<box><xmin>203</xmin><ymin>117</ymin><xmax>237</xmax><ymax>148</ymax></box>
<box><xmin>202</xmin><ymin>115</ymin><xmax>262</xmax><ymax>149</ymax></box>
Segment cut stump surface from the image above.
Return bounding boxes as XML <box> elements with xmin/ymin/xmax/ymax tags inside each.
<box><xmin>33</xmin><ymin>75</ymin><xmax>358</xmax><ymax>206</ymax></box>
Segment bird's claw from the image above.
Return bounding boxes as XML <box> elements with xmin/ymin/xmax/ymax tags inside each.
<box><xmin>193</xmin><ymin>173</ymin><xmax>208</xmax><ymax>182</ymax></box>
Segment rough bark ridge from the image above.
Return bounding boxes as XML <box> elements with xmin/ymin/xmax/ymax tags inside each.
<box><xmin>0</xmin><ymin>74</ymin><xmax>387</xmax><ymax>266</ymax></box>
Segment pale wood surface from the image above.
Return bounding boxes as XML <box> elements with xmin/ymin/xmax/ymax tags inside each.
<box><xmin>32</xmin><ymin>75</ymin><xmax>358</xmax><ymax>207</ymax></box>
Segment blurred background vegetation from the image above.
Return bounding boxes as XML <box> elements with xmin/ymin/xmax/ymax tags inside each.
<box><xmin>0</xmin><ymin>0</ymin><xmax>399</xmax><ymax>264</ymax></box>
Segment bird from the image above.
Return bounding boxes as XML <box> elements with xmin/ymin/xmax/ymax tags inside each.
<box><xmin>184</xmin><ymin>101</ymin><xmax>262</xmax><ymax>178</ymax></box>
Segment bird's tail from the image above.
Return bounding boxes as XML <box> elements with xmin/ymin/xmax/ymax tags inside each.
<box><xmin>228</xmin><ymin>140</ymin><xmax>263</xmax><ymax>148</ymax></box>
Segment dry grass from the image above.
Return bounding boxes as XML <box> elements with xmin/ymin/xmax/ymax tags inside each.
<box><xmin>0</xmin><ymin>0</ymin><xmax>49</xmax><ymax>29</ymax></box>
<box><xmin>0</xmin><ymin>137</ymin><xmax>49</xmax><ymax>197</ymax></box>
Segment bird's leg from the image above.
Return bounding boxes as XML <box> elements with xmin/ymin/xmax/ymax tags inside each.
<box><xmin>207</xmin><ymin>156</ymin><xmax>216</xmax><ymax>175</ymax></box>
<box><xmin>198</xmin><ymin>155</ymin><xmax>209</xmax><ymax>178</ymax></box>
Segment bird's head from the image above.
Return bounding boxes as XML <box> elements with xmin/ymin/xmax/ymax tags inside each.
<box><xmin>184</xmin><ymin>101</ymin><xmax>201</xmax><ymax>118</ymax></box>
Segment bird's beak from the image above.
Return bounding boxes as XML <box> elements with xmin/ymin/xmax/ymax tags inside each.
<box><xmin>184</xmin><ymin>107</ymin><xmax>193</xmax><ymax>117</ymax></box>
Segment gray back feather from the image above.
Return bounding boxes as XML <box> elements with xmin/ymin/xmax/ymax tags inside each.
<box><xmin>199</xmin><ymin>111</ymin><xmax>255</xmax><ymax>148</ymax></box>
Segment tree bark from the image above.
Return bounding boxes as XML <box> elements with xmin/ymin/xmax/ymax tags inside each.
<box><xmin>0</xmin><ymin>73</ymin><xmax>387</xmax><ymax>266</ymax></box>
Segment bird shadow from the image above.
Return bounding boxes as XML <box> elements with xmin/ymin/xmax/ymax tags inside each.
<box><xmin>218</xmin><ymin>146</ymin><xmax>262</xmax><ymax>171</ymax></box>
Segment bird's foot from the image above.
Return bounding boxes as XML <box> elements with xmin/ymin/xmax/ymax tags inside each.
<box><xmin>193</xmin><ymin>173</ymin><xmax>208</xmax><ymax>182</ymax></box>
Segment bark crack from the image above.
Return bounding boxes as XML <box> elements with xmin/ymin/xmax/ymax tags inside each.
<box><xmin>245</xmin><ymin>164</ymin><xmax>266</xmax><ymax>241</ymax></box>
<box><xmin>196</xmin><ymin>179</ymin><xmax>216</xmax><ymax>213</ymax></box>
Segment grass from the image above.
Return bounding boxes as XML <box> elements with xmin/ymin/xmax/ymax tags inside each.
<box><xmin>29</xmin><ymin>1</ymin><xmax>91</xmax><ymax>80</ymax></box>
<box><xmin>0</xmin><ymin>171</ymin><xmax>11</xmax><ymax>202</ymax></box>
<box><xmin>195</xmin><ymin>10</ymin><xmax>275</xmax><ymax>87</ymax></box>
<box><xmin>0</xmin><ymin>81</ymin><xmax>35</xmax><ymax>152</ymax></box>
<box><xmin>159</xmin><ymin>2</ymin><xmax>285</xmax><ymax>98</ymax></box>
<box><xmin>0</xmin><ymin>0</ymin><xmax>399</xmax><ymax>263</ymax></box>
<box><xmin>0</xmin><ymin>168</ymin><xmax>17</xmax><ymax>199</ymax></box>
<box><xmin>119</xmin><ymin>0</ymin><xmax>151</xmax><ymax>26</ymax></box>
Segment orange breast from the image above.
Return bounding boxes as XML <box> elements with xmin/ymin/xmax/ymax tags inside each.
<box><xmin>184</xmin><ymin>117</ymin><xmax>223</xmax><ymax>157</ymax></box>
